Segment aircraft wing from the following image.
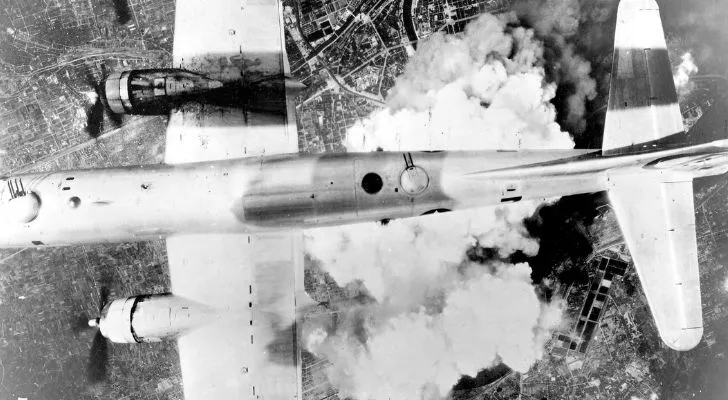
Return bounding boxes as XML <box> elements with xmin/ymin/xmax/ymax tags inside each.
<box><xmin>165</xmin><ymin>0</ymin><xmax>297</xmax><ymax>164</ymax></box>
<box><xmin>608</xmin><ymin>171</ymin><xmax>703</xmax><ymax>350</ymax></box>
<box><xmin>167</xmin><ymin>233</ymin><xmax>306</xmax><ymax>400</ymax></box>
<box><xmin>164</xmin><ymin>1</ymin><xmax>304</xmax><ymax>398</ymax></box>
<box><xmin>602</xmin><ymin>0</ymin><xmax>684</xmax><ymax>155</ymax></box>
<box><xmin>602</xmin><ymin>0</ymin><xmax>702</xmax><ymax>351</ymax></box>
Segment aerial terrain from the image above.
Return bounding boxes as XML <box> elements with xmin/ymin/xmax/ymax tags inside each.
<box><xmin>1</xmin><ymin>0</ymin><xmax>728</xmax><ymax>399</ymax></box>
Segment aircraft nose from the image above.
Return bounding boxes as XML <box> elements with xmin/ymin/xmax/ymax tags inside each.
<box><xmin>661</xmin><ymin>326</ymin><xmax>703</xmax><ymax>351</ymax></box>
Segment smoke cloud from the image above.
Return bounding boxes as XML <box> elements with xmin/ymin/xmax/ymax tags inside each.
<box><xmin>511</xmin><ymin>0</ymin><xmax>608</xmax><ymax>136</ymax></box>
<box><xmin>659</xmin><ymin>0</ymin><xmax>728</xmax><ymax>78</ymax></box>
<box><xmin>511</xmin><ymin>0</ymin><xmax>716</xmax><ymax>145</ymax></box>
<box><xmin>345</xmin><ymin>12</ymin><xmax>574</xmax><ymax>151</ymax></box>
<box><xmin>346</xmin><ymin>0</ymin><xmax>623</xmax><ymax>152</ymax></box>
<box><xmin>304</xmin><ymin>259</ymin><xmax>563</xmax><ymax>399</ymax></box>
<box><xmin>673</xmin><ymin>52</ymin><xmax>699</xmax><ymax>100</ymax></box>
<box><xmin>307</xmin><ymin>205</ymin><xmax>540</xmax><ymax>309</ymax></box>
<box><xmin>303</xmin><ymin>11</ymin><xmax>578</xmax><ymax>400</ymax></box>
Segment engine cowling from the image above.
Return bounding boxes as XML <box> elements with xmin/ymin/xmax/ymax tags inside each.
<box><xmin>94</xmin><ymin>294</ymin><xmax>216</xmax><ymax>343</ymax></box>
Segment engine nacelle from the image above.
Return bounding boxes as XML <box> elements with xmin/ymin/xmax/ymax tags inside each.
<box><xmin>96</xmin><ymin>294</ymin><xmax>215</xmax><ymax>343</ymax></box>
<box><xmin>104</xmin><ymin>69</ymin><xmax>224</xmax><ymax>115</ymax></box>
<box><xmin>104</xmin><ymin>68</ymin><xmax>305</xmax><ymax>115</ymax></box>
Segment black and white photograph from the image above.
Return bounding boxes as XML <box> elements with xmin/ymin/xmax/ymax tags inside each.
<box><xmin>1</xmin><ymin>0</ymin><xmax>727</xmax><ymax>398</ymax></box>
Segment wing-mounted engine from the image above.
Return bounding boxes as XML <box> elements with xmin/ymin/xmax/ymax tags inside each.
<box><xmin>104</xmin><ymin>69</ymin><xmax>223</xmax><ymax>115</ymax></box>
<box><xmin>89</xmin><ymin>293</ymin><xmax>216</xmax><ymax>343</ymax></box>
<box><xmin>104</xmin><ymin>69</ymin><xmax>305</xmax><ymax>116</ymax></box>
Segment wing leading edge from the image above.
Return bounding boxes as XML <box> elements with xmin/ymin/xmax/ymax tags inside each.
<box><xmin>608</xmin><ymin>171</ymin><xmax>703</xmax><ymax>350</ymax></box>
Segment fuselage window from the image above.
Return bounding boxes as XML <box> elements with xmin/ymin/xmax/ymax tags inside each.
<box><xmin>361</xmin><ymin>173</ymin><xmax>383</xmax><ymax>194</ymax></box>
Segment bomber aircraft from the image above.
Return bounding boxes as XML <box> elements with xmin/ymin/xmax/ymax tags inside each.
<box><xmin>0</xmin><ymin>0</ymin><xmax>719</xmax><ymax>398</ymax></box>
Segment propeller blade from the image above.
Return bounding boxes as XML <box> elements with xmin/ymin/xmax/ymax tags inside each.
<box><xmin>100</xmin><ymin>62</ymin><xmax>109</xmax><ymax>80</ymax></box>
<box><xmin>85</xmin><ymin>98</ymin><xmax>105</xmax><ymax>139</ymax></box>
<box><xmin>99</xmin><ymin>286</ymin><xmax>110</xmax><ymax>312</ymax></box>
<box><xmin>84</xmin><ymin>69</ymin><xmax>100</xmax><ymax>93</ymax></box>
<box><xmin>106</xmin><ymin>109</ymin><xmax>123</xmax><ymax>128</ymax></box>
<box><xmin>87</xmin><ymin>330</ymin><xmax>109</xmax><ymax>383</ymax></box>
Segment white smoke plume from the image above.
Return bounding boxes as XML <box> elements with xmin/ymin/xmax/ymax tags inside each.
<box><xmin>346</xmin><ymin>13</ymin><xmax>574</xmax><ymax>151</ymax></box>
<box><xmin>304</xmin><ymin>11</ymin><xmax>575</xmax><ymax>400</ymax></box>
<box><xmin>672</xmin><ymin>52</ymin><xmax>698</xmax><ymax>100</ymax></box>
<box><xmin>304</xmin><ymin>210</ymin><xmax>564</xmax><ymax>399</ymax></box>
<box><xmin>305</xmin><ymin>259</ymin><xmax>563</xmax><ymax>399</ymax></box>
<box><xmin>307</xmin><ymin>204</ymin><xmax>540</xmax><ymax>309</ymax></box>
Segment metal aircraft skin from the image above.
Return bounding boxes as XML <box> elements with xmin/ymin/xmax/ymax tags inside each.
<box><xmin>0</xmin><ymin>0</ymin><xmax>716</xmax><ymax>398</ymax></box>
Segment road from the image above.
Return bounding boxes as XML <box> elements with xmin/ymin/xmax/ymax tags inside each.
<box><xmin>595</xmin><ymin>237</ymin><xmax>625</xmax><ymax>253</ymax></box>
<box><xmin>8</xmin><ymin>116</ymin><xmax>151</xmax><ymax>175</ymax></box>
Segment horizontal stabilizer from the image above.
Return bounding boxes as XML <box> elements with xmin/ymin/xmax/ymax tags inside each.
<box><xmin>602</xmin><ymin>0</ymin><xmax>684</xmax><ymax>155</ymax></box>
<box><xmin>608</xmin><ymin>171</ymin><xmax>703</xmax><ymax>350</ymax></box>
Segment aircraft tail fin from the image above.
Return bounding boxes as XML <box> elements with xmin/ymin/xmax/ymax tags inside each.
<box><xmin>602</xmin><ymin>0</ymin><xmax>685</xmax><ymax>155</ymax></box>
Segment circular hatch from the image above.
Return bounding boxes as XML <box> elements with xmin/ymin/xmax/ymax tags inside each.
<box><xmin>400</xmin><ymin>166</ymin><xmax>429</xmax><ymax>195</ymax></box>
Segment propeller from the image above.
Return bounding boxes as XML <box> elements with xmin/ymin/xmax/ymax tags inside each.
<box><xmin>87</xmin><ymin>328</ymin><xmax>109</xmax><ymax>383</ymax></box>
<box><xmin>85</xmin><ymin>285</ymin><xmax>111</xmax><ymax>383</ymax></box>
<box><xmin>84</xmin><ymin>63</ymin><xmax>123</xmax><ymax>139</ymax></box>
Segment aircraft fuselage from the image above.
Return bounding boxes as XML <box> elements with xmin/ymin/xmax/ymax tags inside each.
<box><xmin>2</xmin><ymin>140</ymin><xmax>728</xmax><ymax>248</ymax></box>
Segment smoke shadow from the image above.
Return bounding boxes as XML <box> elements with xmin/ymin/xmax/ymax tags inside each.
<box><xmin>263</xmin><ymin>316</ymin><xmax>299</xmax><ymax>367</ymax></box>
<box><xmin>110</xmin><ymin>0</ymin><xmax>131</xmax><ymax>25</ymax></box>
<box><xmin>452</xmin><ymin>362</ymin><xmax>511</xmax><ymax>391</ymax></box>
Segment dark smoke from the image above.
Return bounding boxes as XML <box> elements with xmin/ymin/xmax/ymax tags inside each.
<box><xmin>467</xmin><ymin>193</ymin><xmax>607</xmax><ymax>302</ymax></box>
<box><xmin>524</xmin><ymin>193</ymin><xmax>607</xmax><ymax>300</ymax></box>
<box><xmin>514</xmin><ymin>0</ymin><xmax>728</xmax><ymax>148</ymax></box>
<box><xmin>450</xmin><ymin>193</ymin><xmax>607</xmax><ymax>391</ymax></box>
<box><xmin>85</xmin><ymin>96</ymin><xmax>105</xmax><ymax>139</ymax></box>
<box><xmin>512</xmin><ymin>0</ymin><xmax>618</xmax><ymax>145</ymax></box>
